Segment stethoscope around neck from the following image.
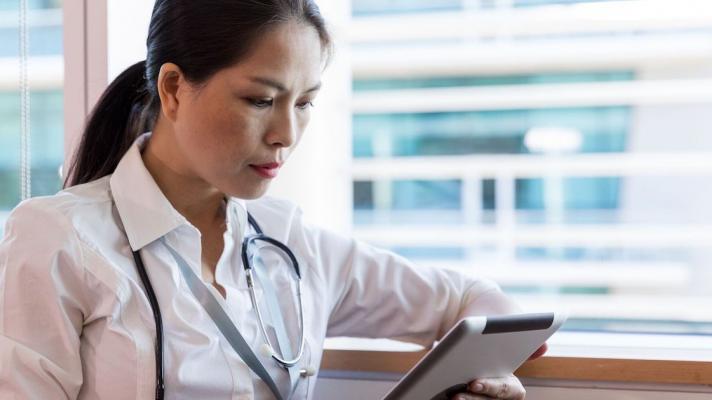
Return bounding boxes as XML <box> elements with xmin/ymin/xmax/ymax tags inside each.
<box><xmin>131</xmin><ymin>212</ymin><xmax>307</xmax><ymax>400</ymax></box>
<box><xmin>241</xmin><ymin>213</ymin><xmax>306</xmax><ymax>368</ymax></box>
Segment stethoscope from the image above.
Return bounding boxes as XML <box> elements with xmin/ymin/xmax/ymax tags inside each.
<box><xmin>131</xmin><ymin>212</ymin><xmax>306</xmax><ymax>400</ymax></box>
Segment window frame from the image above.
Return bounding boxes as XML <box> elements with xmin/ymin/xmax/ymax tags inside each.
<box><xmin>62</xmin><ymin>0</ymin><xmax>107</xmax><ymax>177</ymax></box>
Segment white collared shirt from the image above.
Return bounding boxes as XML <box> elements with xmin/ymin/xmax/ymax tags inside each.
<box><xmin>0</xmin><ymin>133</ymin><xmax>519</xmax><ymax>399</ymax></box>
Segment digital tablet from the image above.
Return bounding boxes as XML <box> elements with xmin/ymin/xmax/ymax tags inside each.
<box><xmin>382</xmin><ymin>312</ymin><xmax>568</xmax><ymax>400</ymax></box>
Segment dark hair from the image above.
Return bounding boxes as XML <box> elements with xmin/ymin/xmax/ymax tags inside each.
<box><xmin>64</xmin><ymin>0</ymin><xmax>332</xmax><ymax>188</ymax></box>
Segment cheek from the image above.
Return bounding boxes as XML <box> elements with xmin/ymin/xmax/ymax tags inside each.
<box><xmin>293</xmin><ymin>114</ymin><xmax>311</xmax><ymax>145</ymax></box>
<box><xmin>177</xmin><ymin>103</ymin><xmax>256</xmax><ymax>171</ymax></box>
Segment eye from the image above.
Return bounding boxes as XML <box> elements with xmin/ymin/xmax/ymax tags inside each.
<box><xmin>296</xmin><ymin>100</ymin><xmax>314</xmax><ymax>110</ymax></box>
<box><xmin>247</xmin><ymin>98</ymin><xmax>273</xmax><ymax>109</ymax></box>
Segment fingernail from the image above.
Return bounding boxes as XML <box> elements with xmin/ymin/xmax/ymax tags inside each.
<box><xmin>473</xmin><ymin>383</ymin><xmax>484</xmax><ymax>391</ymax></box>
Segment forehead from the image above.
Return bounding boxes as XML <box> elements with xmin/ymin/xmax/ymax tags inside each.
<box><xmin>216</xmin><ymin>21</ymin><xmax>325</xmax><ymax>91</ymax></box>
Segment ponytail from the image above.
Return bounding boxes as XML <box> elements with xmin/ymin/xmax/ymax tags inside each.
<box><xmin>63</xmin><ymin>60</ymin><xmax>157</xmax><ymax>188</ymax></box>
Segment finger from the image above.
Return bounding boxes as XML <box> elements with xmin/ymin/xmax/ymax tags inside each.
<box><xmin>469</xmin><ymin>377</ymin><xmax>525</xmax><ymax>400</ymax></box>
<box><xmin>452</xmin><ymin>394</ymin><xmax>494</xmax><ymax>400</ymax></box>
<box><xmin>528</xmin><ymin>342</ymin><xmax>548</xmax><ymax>360</ymax></box>
<box><xmin>469</xmin><ymin>375</ymin><xmax>526</xmax><ymax>399</ymax></box>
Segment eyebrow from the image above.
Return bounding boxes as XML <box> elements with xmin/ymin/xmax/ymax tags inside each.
<box><xmin>249</xmin><ymin>76</ymin><xmax>322</xmax><ymax>94</ymax></box>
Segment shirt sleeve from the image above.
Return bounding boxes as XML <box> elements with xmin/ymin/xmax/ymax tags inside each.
<box><xmin>0</xmin><ymin>200</ymin><xmax>87</xmax><ymax>399</ymax></box>
<box><xmin>294</xmin><ymin>212</ymin><xmax>522</xmax><ymax>347</ymax></box>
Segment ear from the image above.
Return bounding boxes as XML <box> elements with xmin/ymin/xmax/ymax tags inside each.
<box><xmin>156</xmin><ymin>62</ymin><xmax>188</xmax><ymax>123</ymax></box>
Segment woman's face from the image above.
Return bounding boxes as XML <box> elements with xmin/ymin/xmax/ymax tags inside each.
<box><xmin>168</xmin><ymin>21</ymin><xmax>324</xmax><ymax>199</ymax></box>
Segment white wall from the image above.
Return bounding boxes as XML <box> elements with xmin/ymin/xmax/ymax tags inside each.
<box><xmin>106</xmin><ymin>0</ymin><xmax>153</xmax><ymax>81</ymax></box>
<box><xmin>264</xmin><ymin>0</ymin><xmax>353</xmax><ymax>234</ymax></box>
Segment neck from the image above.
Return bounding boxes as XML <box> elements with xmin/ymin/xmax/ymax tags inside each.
<box><xmin>141</xmin><ymin>130</ymin><xmax>226</xmax><ymax>227</ymax></box>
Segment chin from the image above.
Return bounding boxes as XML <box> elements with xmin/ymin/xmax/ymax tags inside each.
<box><xmin>224</xmin><ymin>183</ymin><xmax>270</xmax><ymax>200</ymax></box>
<box><xmin>241</xmin><ymin>191</ymin><xmax>266</xmax><ymax>200</ymax></box>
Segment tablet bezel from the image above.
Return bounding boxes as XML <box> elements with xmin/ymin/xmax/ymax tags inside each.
<box><xmin>382</xmin><ymin>312</ymin><xmax>567</xmax><ymax>400</ymax></box>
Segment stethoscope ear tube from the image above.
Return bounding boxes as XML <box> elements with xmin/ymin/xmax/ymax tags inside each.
<box><xmin>132</xmin><ymin>249</ymin><xmax>165</xmax><ymax>400</ymax></box>
<box><xmin>241</xmin><ymin>234</ymin><xmax>302</xmax><ymax>279</ymax></box>
<box><xmin>244</xmin><ymin>213</ymin><xmax>301</xmax><ymax>278</ymax></box>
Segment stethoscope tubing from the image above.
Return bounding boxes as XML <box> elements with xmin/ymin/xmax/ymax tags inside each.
<box><xmin>245</xmin><ymin>268</ymin><xmax>306</xmax><ymax>367</ymax></box>
<box><xmin>132</xmin><ymin>212</ymin><xmax>305</xmax><ymax>400</ymax></box>
<box><xmin>132</xmin><ymin>249</ymin><xmax>166</xmax><ymax>400</ymax></box>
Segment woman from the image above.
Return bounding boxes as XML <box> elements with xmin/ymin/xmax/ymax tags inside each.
<box><xmin>0</xmin><ymin>1</ymin><xmax>544</xmax><ymax>399</ymax></box>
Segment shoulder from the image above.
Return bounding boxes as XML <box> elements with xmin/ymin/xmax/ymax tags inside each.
<box><xmin>0</xmin><ymin>180</ymin><xmax>115</xmax><ymax>320</ymax></box>
<box><xmin>2</xmin><ymin>176</ymin><xmax>113</xmax><ymax>248</ymax></box>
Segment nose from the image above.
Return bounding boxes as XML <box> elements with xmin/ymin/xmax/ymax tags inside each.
<box><xmin>265</xmin><ymin>109</ymin><xmax>297</xmax><ymax>148</ymax></box>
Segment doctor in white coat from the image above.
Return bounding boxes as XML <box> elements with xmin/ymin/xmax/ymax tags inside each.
<box><xmin>0</xmin><ymin>1</ymin><xmax>545</xmax><ymax>399</ymax></box>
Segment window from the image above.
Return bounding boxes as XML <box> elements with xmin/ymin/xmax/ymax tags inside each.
<box><xmin>0</xmin><ymin>0</ymin><xmax>64</xmax><ymax>235</ymax></box>
<box><xmin>348</xmin><ymin>0</ymin><xmax>712</xmax><ymax>334</ymax></box>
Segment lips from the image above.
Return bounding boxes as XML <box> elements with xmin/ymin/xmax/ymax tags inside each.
<box><xmin>249</xmin><ymin>162</ymin><xmax>281</xmax><ymax>179</ymax></box>
<box><xmin>253</xmin><ymin>162</ymin><xmax>280</xmax><ymax>169</ymax></box>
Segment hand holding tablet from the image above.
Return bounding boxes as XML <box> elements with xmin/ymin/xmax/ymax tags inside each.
<box><xmin>382</xmin><ymin>312</ymin><xmax>567</xmax><ymax>400</ymax></box>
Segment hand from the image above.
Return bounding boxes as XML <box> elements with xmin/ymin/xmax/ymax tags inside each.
<box><xmin>453</xmin><ymin>374</ymin><xmax>525</xmax><ymax>400</ymax></box>
<box><xmin>450</xmin><ymin>342</ymin><xmax>547</xmax><ymax>399</ymax></box>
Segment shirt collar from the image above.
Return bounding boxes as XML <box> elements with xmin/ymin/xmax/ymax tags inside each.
<box><xmin>109</xmin><ymin>132</ymin><xmax>247</xmax><ymax>251</ymax></box>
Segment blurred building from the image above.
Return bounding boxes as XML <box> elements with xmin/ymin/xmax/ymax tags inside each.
<box><xmin>347</xmin><ymin>0</ymin><xmax>712</xmax><ymax>331</ymax></box>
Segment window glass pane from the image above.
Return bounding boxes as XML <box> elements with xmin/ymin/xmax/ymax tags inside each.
<box><xmin>515</xmin><ymin>177</ymin><xmax>620</xmax><ymax>211</ymax></box>
<box><xmin>353</xmin><ymin>0</ymin><xmax>461</xmax><ymax>16</ymax></box>
<box><xmin>354</xmin><ymin>180</ymin><xmax>465</xmax><ymax>225</ymax></box>
<box><xmin>352</xmin><ymin>0</ymin><xmax>618</xmax><ymax>16</ymax></box>
<box><xmin>353</xmin><ymin>72</ymin><xmax>633</xmax><ymax>91</ymax></box>
<box><xmin>0</xmin><ymin>0</ymin><xmax>61</xmax><ymax>11</ymax></box>
<box><xmin>353</xmin><ymin>107</ymin><xmax>630</xmax><ymax>157</ymax></box>
<box><xmin>0</xmin><ymin>1</ymin><xmax>63</xmax><ymax>235</ymax></box>
<box><xmin>349</xmin><ymin>1</ymin><xmax>712</xmax><ymax>334</ymax></box>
